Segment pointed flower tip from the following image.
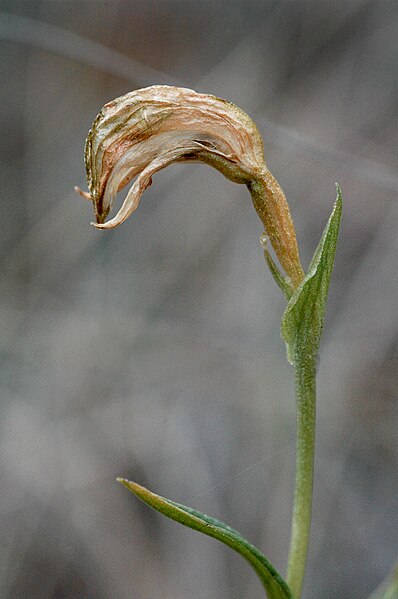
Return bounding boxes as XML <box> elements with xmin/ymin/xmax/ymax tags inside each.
<box><xmin>74</xmin><ymin>186</ymin><xmax>92</xmax><ymax>201</ymax></box>
<box><xmin>90</xmin><ymin>221</ymin><xmax>107</xmax><ymax>229</ymax></box>
<box><xmin>89</xmin><ymin>221</ymin><xmax>103</xmax><ymax>229</ymax></box>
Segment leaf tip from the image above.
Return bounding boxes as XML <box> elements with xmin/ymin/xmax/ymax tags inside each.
<box><xmin>117</xmin><ymin>477</ymin><xmax>136</xmax><ymax>491</ymax></box>
<box><xmin>334</xmin><ymin>182</ymin><xmax>343</xmax><ymax>206</ymax></box>
<box><xmin>117</xmin><ymin>477</ymin><xmax>149</xmax><ymax>498</ymax></box>
<box><xmin>330</xmin><ymin>183</ymin><xmax>343</xmax><ymax>227</ymax></box>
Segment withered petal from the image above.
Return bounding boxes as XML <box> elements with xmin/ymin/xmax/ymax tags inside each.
<box><xmin>92</xmin><ymin>139</ymin><xmax>219</xmax><ymax>229</ymax></box>
<box><xmin>76</xmin><ymin>85</ymin><xmax>304</xmax><ymax>287</ymax></box>
<box><xmin>79</xmin><ymin>85</ymin><xmax>266</xmax><ymax>225</ymax></box>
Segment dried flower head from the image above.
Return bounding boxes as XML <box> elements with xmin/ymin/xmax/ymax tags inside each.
<box><xmin>75</xmin><ymin>85</ymin><xmax>304</xmax><ymax>287</ymax></box>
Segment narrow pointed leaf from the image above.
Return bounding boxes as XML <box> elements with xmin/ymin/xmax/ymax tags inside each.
<box><xmin>261</xmin><ymin>233</ymin><xmax>294</xmax><ymax>300</ymax></box>
<box><xmin>118</xmin><ymin>478</ymin><xmax>293</xmax><ymax>599</ymax></box>
<box><xmin>281</xmin><ymin>185</ymin><xmax>342</xmax><ymax>366</ymax></box>
<box><xmin>368</xmin><ymin>563</ymin><xmax>398</xmax><ymax>599</ymax></box>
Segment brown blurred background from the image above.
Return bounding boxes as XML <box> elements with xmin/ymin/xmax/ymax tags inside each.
<box><xmin>0</xmin><ymin>1</ymin><xmax>397</xmax><ymax>598</ymax></box>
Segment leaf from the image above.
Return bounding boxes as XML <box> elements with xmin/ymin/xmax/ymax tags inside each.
<box><xmin>368</xmin><ymin>563</ymin><xmax>398</xmax><ymax>599</ymax></box>
<box><xmin>281</xmin><ymin>185</ymin><xmax>342</xmax><ymax>366</ymax></box>
<box><xmin>117</xmin><ymin>478</ymin><xmax>293</xmax><ymax>599</ymax></box>
<box><xmin>261</xmin><ymin>232</ymin><xmax>294</xmax><ymax>300</ymax></box>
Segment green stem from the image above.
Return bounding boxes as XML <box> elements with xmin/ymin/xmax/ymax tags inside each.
<box><xmin>287</xmin><ymin>355</ymin><xmax>317</xmax><ymax>599</ymax></box>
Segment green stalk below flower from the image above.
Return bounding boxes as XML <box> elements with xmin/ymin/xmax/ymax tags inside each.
<box><xmin>287</xmin><ymin>356</ymin><xmax>317</xmax><ymax>598</ymax></box>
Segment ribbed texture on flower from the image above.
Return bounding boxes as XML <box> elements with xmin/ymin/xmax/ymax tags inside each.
<box><xmin>76</xmin><ymin>85</ymin><xmax>304</xmax><ymax>287</ymax></box>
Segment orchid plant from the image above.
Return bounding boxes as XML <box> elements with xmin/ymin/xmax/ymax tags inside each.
<box><xmin>76</xmin><ymin>86</ymin><xmax>397</xmax><ymax>599</ymax></box>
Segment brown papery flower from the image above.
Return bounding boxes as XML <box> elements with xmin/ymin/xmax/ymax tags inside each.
<box><xmin>75</xmin><ymin>85</ymin><xmax>304</xmax><ymax>287</ymax></box>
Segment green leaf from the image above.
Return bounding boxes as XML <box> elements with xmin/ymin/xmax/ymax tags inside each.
<box><xmin>368</xmin><ymin>563</ymin><xmax>398</xmax><ymax>599</ymax></box>
<box><xmin>261</xmin><ymin>233</ymin><xmax>294</xmax><ymax>301</ymax></box>
<box><xmin>281</xmin><ymin>185</ymin><xmax>342</xmax><ymax>366</ymax></box>
<box><xmin>117</xmin><ymin>478</ymin><xmax>293</xmax><ymax>599</ymax></box>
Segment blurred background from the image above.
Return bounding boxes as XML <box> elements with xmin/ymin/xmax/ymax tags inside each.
<box><xmin>0</xmin><ymin>1</ymin><xmax>397</xmax><ymax>598</ymax></box>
